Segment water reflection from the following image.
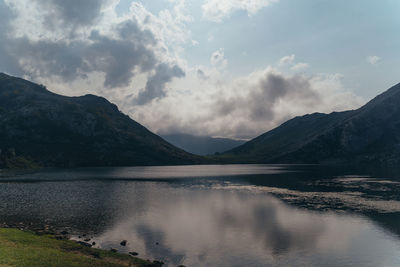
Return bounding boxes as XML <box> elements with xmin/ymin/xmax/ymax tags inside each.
<box><xmin>0</xmin><ymin>165</ymin><xmax>400</xmax><ymax>266</ymax></box>
<box><xmin>0</xmin><ymin>164</ymin><xmax>285</xmax><ymax>181</ymax></box>
<box><xmin>93</xmin><ymin>184</ymin><xmax>400</xmax><ymax>266</ymax></box>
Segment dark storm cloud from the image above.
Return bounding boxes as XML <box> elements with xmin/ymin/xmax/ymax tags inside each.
<box><xmin>151</xmin><ymin>70</ymin><xmax>325</xmax><ymax>140</ymax></box>
<box><xmin>0</xmin><ymin>2</ymin><xmax>185</xmax><ymax>98</ymax></box>
<box><xmin>214</xmin><ymin>72</ymin><xmax>320</xmax><ymax>121</ymax></box>
<box><xmin>8</xmin><ymin>37</ymin><xmax>87</xmax><ymax>80</ymax></box>
<box><xmin>33</xmin><ymin>0</ymin><xmax>107</xmax><ymax>28</ymax></box>
<box><xmin>86</xmin><ymin>20</ymin><xmax>158</xmax><ymax>88</ymax></box>
<box><xmin>0</xmin><ymin>19</ymin><xmax>157</xmax><ymax>87</ymax></box>
<box><xmin>134</xmin><ymin>63</ymin><xmax>185</xmax><ymax>105</ymax></box>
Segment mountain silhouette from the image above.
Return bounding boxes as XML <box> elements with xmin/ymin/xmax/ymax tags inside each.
<box><xmin>221</xmin><ymin>82</ymin><xmax>400</xmax><ymax>165</ymax></box>
<box><xmin>0</xmin><ymin>73</ymin><xmax>201</xmax><ymax>168</ymax></box>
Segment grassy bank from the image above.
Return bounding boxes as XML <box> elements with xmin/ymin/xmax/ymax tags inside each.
<box><xmin>0</xmin><ymin>228</ymin><xmax>161</xmax><ymax>267</ymax></box>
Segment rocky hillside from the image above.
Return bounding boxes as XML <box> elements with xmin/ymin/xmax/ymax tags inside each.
<box><xmin>0</xmin><ymin>73</ymin><xmax>201</xmax><ymax>168</ymax></box>
<box><xmin>220</xmin><ymin>82</ymin><xmax>400</xmax><ymax>165</ymax></box>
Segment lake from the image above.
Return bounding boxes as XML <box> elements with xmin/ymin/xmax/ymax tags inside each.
<box><xmin>1</xmin><ymin>164</ymin><xmax>400</xmax><ymax>266</ymax></box>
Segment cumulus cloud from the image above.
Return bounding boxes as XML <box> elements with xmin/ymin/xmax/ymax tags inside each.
<box><xmin>0</xmin><ymin>1</ymin><xmax>365</xmax><ymax>140</ymax></box>
<box><xmin>32</xmin><ymin>0</ymin><xmax>109</xmax><ymax>29</ymax></box>
<box><xmin>0</xmin><ymin>0</ymin><xmax>187</xmax><ymax>103</ymax></box>
<box><xmin>291</xmin><ymin>63</ymin><xmax>309</xmax><ymax>71</ymax></box>
<box><xmin>197</xmin><ymin>68</ymin><xmax>208</xmax><ymax>80</ymax></box>
<box><xmin>213</xmin><ymin>72</ymin><xmax>321</xmax><ymax>125</ymax></box>
<box><xmin>85</xmin><ymin>22</ymin><xmax>158</xmax><ymax>88</ymax></box>
<box><xmin>130</xmin><ymin>1</ymin><xmax>193</xmax><ymax>48</ymax></box>
<box><xmin>210</xmin><ymin>48</ymin><xmax>228</xmax><ymax>69</ymax></box>
<box><xmin>213</xmin><ymin>72</ymin><xmax>319</xmax><ymax>121</ymax></box>
<box><xmin>134</xmin><ymin>63</ymin><xmax>185</xmax><ymax>105</ymax></box>
<box><xmin>0</xmin><ymin>18</ymin><xmax>160</xmax><ymax>88</ymax></box>
<box><xmin>279</xmin><ymin>54</ymin><xmax>295</xmax><ymax>66</ymax></box>
<box><xmin>134</xmin><ymin>67</ymin><xmax>364</xmax><ymax>139</ymax></box>
<box><xmin>202</xmin><ymin>0</ymin><xmax>279</xmax><ymax>22</ymax></box>
<box><xmin>367</xmin><ymin>55</ymin><xmax>381</xmax><ymax>65</ymax></box>
<box><xmin>279</xmin><ymin>54</ymin><xmax>309</xmax><ymax>72</ymax></box>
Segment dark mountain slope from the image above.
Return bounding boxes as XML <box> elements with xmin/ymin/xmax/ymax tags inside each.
<box><xmin>221</xmin><ymin>83</ymin><xmax>400</xmax><ymax>165</ymax></box>
<box><xmin>161</xmin><ymin>133</ymin><xmax>246</xmax><ymax>155</ymax></box>
<box><xmin>0</xmin><ymin>73</ymin><xmax>201</xmax><ymax>168</ymax></box>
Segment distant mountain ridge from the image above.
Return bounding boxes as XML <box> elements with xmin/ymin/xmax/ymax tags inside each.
<box><xmin>0</xmin><ymin>73</ymin><xmax>201</xmax><ymax>168</ymax></box>
<box><xmin>2</xmin><ymin>72</ymin><xmax>399</xmax><ymax>168</ymax></box>
<box><xmin>161</xmin><ymin>133</ymin><xmax>246</xmax><ymax>155</ymax></box>
<box><xmin>220</xmin><ymin>82</ymin><xmax>400</xmax><ymax>165</ymax></box>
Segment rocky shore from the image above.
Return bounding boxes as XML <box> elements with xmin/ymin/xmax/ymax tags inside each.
<box><xmin>0</xmin><ymin>222</ymin><xmax>167</xmax><ymax>267</ymax></box>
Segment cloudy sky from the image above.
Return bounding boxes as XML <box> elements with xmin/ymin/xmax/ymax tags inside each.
<box><xmin>0</xmin><ymin>0</ymin><xmax>399</xmax><ymax>139</ymax></box>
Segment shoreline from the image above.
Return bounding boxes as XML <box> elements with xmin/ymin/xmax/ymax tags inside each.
<box><xmin>0</xmin><ymin>227</ymin><xmax>165</xmax><ymax>267</ymax></box>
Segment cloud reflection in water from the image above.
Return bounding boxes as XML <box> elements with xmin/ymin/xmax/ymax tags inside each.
<box><xmin>93</xmin><ymin>182</ymin><xmax>400</xmax><ymax>266</ymax></box>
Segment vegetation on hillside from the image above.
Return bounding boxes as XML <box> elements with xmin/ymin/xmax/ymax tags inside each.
<box><xmin>219</xmin><ymin>83</ymin><xmax>400</xmax><ymax>166</ymax></box>
<box><xmin>0</xmin><ymin>73</ymin><xmax>202</xmax><ymax>168</ymax></box>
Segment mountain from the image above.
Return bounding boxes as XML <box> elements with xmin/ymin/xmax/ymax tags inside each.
<box><xmin>220</xmin><ymin>82</ymin><xmax>400</xmax><ymax>165</ymax></box>
<box><xmin>161</xmin><ymin>133</ymin><xmax>246</xmax><ymax>155</ymax></box>
<box><xmin>0</xmin><ymin>73</ymin><xmax>201</xmax><ymax>168</ymax></box>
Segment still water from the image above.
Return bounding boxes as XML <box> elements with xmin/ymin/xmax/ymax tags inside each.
<box><xmin>1</xmin><ymin>165</ymin><xmax>400</xmax><ymax>266</ymax></box>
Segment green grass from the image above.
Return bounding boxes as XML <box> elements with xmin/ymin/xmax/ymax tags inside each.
<box><xmin>0</xmin><ymin>228</ymin><xmax>159</xmax><ymax>267</ymax></box>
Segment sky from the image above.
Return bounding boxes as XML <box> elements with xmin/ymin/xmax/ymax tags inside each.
<box><xmin>0</xmin><ymin>0</ymin><xmax>399</xmax><ymax>139</ymax></box>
